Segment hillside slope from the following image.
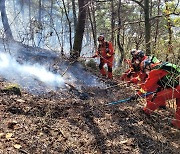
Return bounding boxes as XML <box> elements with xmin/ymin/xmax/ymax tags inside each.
<box><xmin>0</xmin><ymin>40</ymin><xmax>179</xmax><ymax>153</ymax></box>
<box><xmin>0</xmin><ymin>77</ymin><xmax>180</xmax><ymax>154</ymax></box>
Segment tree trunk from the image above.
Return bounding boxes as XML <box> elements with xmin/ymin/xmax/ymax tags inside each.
<box><xmin>131</xmin><ymin>0</ymin><xmax>151</xmax><ymax>55</ymax></box>
<box><xmin>117</xmin><ymin>0</ymin><xmax>124</xmax><ymax>66</ymax></box>
<box><xmin>91</xmin><ymin>0</ymin><xmax>97</xmax><ymax>49</ymax></box>
<box><xmin>154</xmin><ymin>0</ymin><xmax>161</xmax><ymax>51</ymax></box>
<box><xmin>0</xmin><ymin>0</ymin><xmax>13</xmax><ymax>39</ymax></box>
<box><xmin>50</xmin><ymin>0</ymin><xmax>53</xmax><ymax>26</ymax></box>
<box><xmin>71</xmin><ymin>0</ymin><xmax>77</xmax><ymax>30</ymax></box>
<box><xmin>144</xmin><ymin>0</ymin><xmax>151</xmax><ymax>55</ymax></box>
<box><xmin>62</xmin><ymin>0</ymin><xmax>72</xmax><ymax>51</ymax></box>
<box><xmin>88</xmin><ymin>3</ymin><xmax>97</xmax><ymax>49</ymax></box>
<box><xmin>165</xmin><ymin>1</ymin><xmax>173</xmax><ymax>61</ymax></box>
<box><xmin>38</xmin><ymin>0</ymin><xmax>42</xmax><ymax>47</ymax></box>
<box><xmin>71</xmin><ymin>0</ymin><xmax>88</xmax><ymax>60</ymax></box>
<box><xmin>28</xmin><ymin>0</ymin><xmax>34</xmax><ymax>45</ymax></box>
<box><xmin>111</xmin><ymin>0</ymin><xmax>115</xmax><ymax>44</ymax></box>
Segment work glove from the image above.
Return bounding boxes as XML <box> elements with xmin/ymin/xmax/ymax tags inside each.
<box><xmin>106</xmin><ymin>53</ymin><xmax>112</xmax><ymax>59</ymax></box>
<box><xmin>129</xmin><ymin>95</ymin><xmax>139</xmax><ymax>102</ymax></box>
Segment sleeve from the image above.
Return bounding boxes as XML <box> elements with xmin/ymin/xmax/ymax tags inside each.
<box><xmin>137</xmin><ymin>69</ymin><xmax>167</xmax><ymax>95</ymax></box>
<box><xmin>92</xmin><ymin>50</ymin><xmax>100</xmax><ymax>58</ymax></box>
<box><xmin>108</xmin><ymin>42</ymin><xmax>114</xmax><ymax>56</ymax></box>
<box><xmin>130</xmin><ymin>76</ymin><xmax>141</xmax><ymax>84</ymax></box>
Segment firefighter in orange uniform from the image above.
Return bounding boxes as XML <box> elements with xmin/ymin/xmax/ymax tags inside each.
<box><xmin>129</xmin><ymin>55</ymin><xmax>160</xmax><ymax>84</ymax></box>
<box><xmin>121</xmin><ymin>50</ymin><xmax>148</xmax><ymax>82</ymax></box>
<box><xmin>133</xmin><ymin>60</ymin><xmax>180</xmax><ymax>129</ymax></box>
<box><xmin>92</xmin><ymin>35</ymin><xmax>114</xmax><ymax>79</ymax></box>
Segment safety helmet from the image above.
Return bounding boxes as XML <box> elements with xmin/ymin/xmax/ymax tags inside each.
<box><xmin>130</xmin><ymin>49</ymin><xmax>137</xmax><ymax>56</ymax></box>
<box><xmin>140</xmin><ymin>59</ymin><xmax>152</xmax><ymax>72</ymax></box>
<box><xmin>98</xmin><ymin>35</ymin><xmax>105</xmax><ymax>41</ymax></box>
<box><xmin>137</xmin><ymin>50</ymin><xmax>145</xmax><ymax>58</ymax></box>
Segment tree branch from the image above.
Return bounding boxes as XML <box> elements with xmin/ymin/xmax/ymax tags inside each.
<box><xmin>95</xmin><ymin>0</ymin><xmax>111</xmax><ymax>2</ymax></box>
<box><xmin>131</xmin><ymin>0</ymin><xmax>144</xmax><ymax>9</ymax></box>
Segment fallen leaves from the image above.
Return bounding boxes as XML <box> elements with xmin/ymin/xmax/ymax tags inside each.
<box><xmin>14</xmin><ymin>144</ymin><xmax>22</xmax><ymax>149</ymax></box>
<box><xmin>16</xmin><ymin>99</ymin><xmax>26</xmax><ymax>103</ymax></box>
<box><xmin>6</xmin><ymin>133</ymin><xmax>13</xmax><ymax>140</ymax></box>
<box><xmin>0</xmin><ymin>132</ymin><xmax>5</xmax><ymax>138</ymax></box>
<box><xmin>7</xmin><ymin>121</ymin><xmax>17</xmax><ymax>129</ymax></box>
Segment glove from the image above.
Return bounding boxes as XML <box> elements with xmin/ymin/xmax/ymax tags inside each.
<box><xmin>129</xmin><ymin>95</ymin><xmax>139</xmax><ymax>101</ymax></box>
<box><xmin>106</xmin><ymin>53</ymin><xmax>112</xmax><ymax>58</ymax></box>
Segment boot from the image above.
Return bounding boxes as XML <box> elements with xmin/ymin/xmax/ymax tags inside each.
<box><xmin>100</xmin><ymin>68</ymin><xmax>106</xmax><ymax>77</ymax></box>
<box><xmin>172</xmin><ymin>106</ymin><xmax>180</xmax><ymax>129</ymax></box>
<box><xmin>143</xmin><ymin>100</ymin><xmax>157</xmax><ymax>115</ymax></box>
<box><xmin>108</xmin><ymin>72</ymin><xmax>113</xmax><ymax>79</ymax></box>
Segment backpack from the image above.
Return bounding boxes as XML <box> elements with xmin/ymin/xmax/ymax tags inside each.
<box><xmin>148</xmin><ymin>55</ymin><xmax>160</xmax><ymax>64</ymax></box>
<box><xmin>155</xmin><ymin>62</ymin><xmax>180</xmax><ymax>88</ymax></box>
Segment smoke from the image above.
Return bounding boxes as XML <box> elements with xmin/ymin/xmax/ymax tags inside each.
<box><xmin>0</xmin><ymin>52</ymin><xmax>65</xmax><ymax>93</ymax></box>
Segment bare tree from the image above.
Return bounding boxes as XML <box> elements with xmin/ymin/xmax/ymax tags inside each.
<box><xmin>62</xmin><ymin>0</ymin><xmax>72</xmax><ymax>51</ymax></box>
<box><xmin>164</xmin><ymin>0</ymin><xmax>173</xmax><ymax>61</ymax></box>
<box><xmin>88</xmin><ymin>0</ymin><xmax>97</xmax><ymax>49</ymax></box>
<box><xmin>117</xmin><ymin>0</ymin><xmax>124</xmax><ymax>66</ymax></box>
<box><xmin>153</xmin><ymin>0</ymin><xmax>161</xmax><ymax>51</ymax></box>
<box><xmin>71</xmin><ymin>0</ymin><xmax>89</xmax><ymax>60</ymax></box>
<box><xmin>71</xmin><ymin>0</ymin><xmax>77</xmax><ymax>29</ymax></box>
<box><xmin>111</xmin><ymin>0</ymin><xmax>115</xmax><ymax>43</ymax></box>
<box><xmin>0</xmin><ymin>0</ymin><xmax>13</xmax><ymax>39</ymax></box>
<box><xmin>131</xmin><ymin>0</ymin><xmax>151</xmax><ymax>55</ymax></box>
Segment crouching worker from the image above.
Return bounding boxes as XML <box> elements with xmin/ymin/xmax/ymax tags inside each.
<box><xmin>129</xmin><ymin>55</ymin><xmax>161</xmax><ymax>84</ymax></box>
<box><xmin>92</xmin><ymin>35</ymin><xmax>114</xmax><ymax>79</ymax></box>
<box><xmin>132</xmin><ymin>60</ymin><xmax>180</xmax><ymax>129</ymax></box>
<box><xmin>121</xmin><ymin>49</ymin><xmax>141</xmax><ymax>81</ymax></box>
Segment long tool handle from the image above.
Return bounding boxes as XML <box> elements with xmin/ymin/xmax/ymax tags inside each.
<box><xmin>106</xmin><ymin>91</ymin><xmax>154</xmax><ymax>106</ymax></box>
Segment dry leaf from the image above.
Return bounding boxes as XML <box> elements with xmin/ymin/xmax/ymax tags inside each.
<box><xmin>0</xmin><ymin>105</ymin><xmax>5</xmax><ymax>111</ymax></box>
<box><xmin>38</xmin><ymin>132</ymin><xmax>44</xmax><ymax>136</ymax></box>
<box><xmin>138</xmin><ymin>121</ymin><xmax>143</xmax><ymax>125</ymax></box>
<box><xmin>6</xmin><ymin>133</ymin><xmax>13</xmax><ymax>139</ymax></box>
<box><xmin>0</xmin><ymin>133</ymin><xmax>5</xmax><ymax>138</ymax></box>
<box><xmin>7</xmin><ymin>121</ymin><xmax>17</xmax><ymax>129</ymax></box>
<box><xmin>14</xmin><ymin>144</ymin><xmax>22</xmax><ymax>149</ymax></box>
<box><xmin>16</xmin><ymin>99</ymin><xmax>25</xmax><ymax>103</ymax></box>
<box><xmin>120</xmin><ymin>140</ymin><xmax>128</xmax><ymax>144</ymax></box>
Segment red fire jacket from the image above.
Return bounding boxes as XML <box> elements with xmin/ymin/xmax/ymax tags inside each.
<box><xmin>93</xmin><ymin>41</ymin><xmax>114</xmax><ymax>64</ymax></box>
<box><xmin>138</xmin><ymin>69</ymin><xmax>169</xmax><ymax>95</ymax></box>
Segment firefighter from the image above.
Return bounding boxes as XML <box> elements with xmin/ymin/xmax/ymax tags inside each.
<box><xmin>133</xmin><ymin>60</ymin><xmax>180</xmax><ymax>129</ymax></box>
<box><xmin>121</xmin><ymin>49</ymin><xmax>141</xmax><ymax>81</ymax></box>
<box><xmin>136</xmin><ymin>50</ymin><xmax>148</xmax><ymax>62</ymax></box>
<box><xmin>129</xmin><ymin>55</ymin><xmax>161</xmax><ymax>84</ymax></box>
<box><xmin>92</xmin><ymin>35</ymin><xmax>114</xmax><ymax>79</ymax></box>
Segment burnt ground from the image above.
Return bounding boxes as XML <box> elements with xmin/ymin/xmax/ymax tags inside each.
<box><xmin>0</xmin><ymin>75</ymin><xmax>180</xmax><ymax>154</ymax></box>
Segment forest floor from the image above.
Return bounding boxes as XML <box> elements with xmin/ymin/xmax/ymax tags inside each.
<box><xmin>0</xmin><ymin>72</ymin><xmax>180</xmax><ymax>154</ymax></box>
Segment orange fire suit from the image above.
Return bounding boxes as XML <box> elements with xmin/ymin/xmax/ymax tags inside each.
<box><xmin>93</xmin><ymin>41</ymin><xmax>114</xmax><ymax>79</ymax></box>
<box><xmin>129</xmin><ymin>55</ymin><xmax>159</xmax><ymax>84</ymax></box>
<box><xmin>138</xmin><ymin>68</ymin><xmax>180</xmax><ymax>129</ymax></box>
<box><xmin>121</xmin><ymin>58</ymin><xmax>141</xmax><ymax>81</ymax></box>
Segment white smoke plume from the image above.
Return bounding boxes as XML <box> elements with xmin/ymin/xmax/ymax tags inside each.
<box><xmin>0</xmin><ymin>52</ymin><xmax>65</xmax><ymax>93</ymax></box>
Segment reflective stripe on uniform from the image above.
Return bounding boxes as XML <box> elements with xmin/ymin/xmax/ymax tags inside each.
<box><xmin>137</xmin><ymin>76</ymin><xmax>141</xmax><ymax>81</ymax></box>
<box><xmin>140</xmin><ymin>88</ymin><xmax>147</xmax><ymax>94</ymax></box>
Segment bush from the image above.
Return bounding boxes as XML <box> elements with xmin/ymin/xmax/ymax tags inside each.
<box><xmin>86</xmin><ymin>59</ymin><xmax>98</xmax><ymax>70</ymax></box>
<box><xmin>1</xmin><ymin>84</ymin><xmax>21</xmax><ymax>96</ymax></box>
